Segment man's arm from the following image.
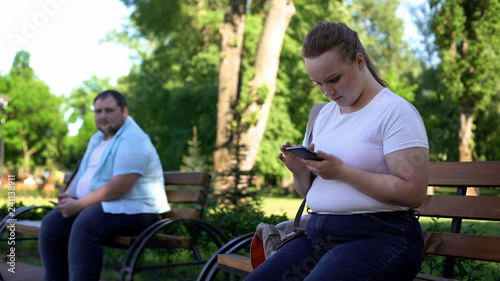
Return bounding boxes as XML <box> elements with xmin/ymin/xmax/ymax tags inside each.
<box><xmin>55</xmin><ymin>173</ymin><xmax>140</xmax><ymax>217</ymax></box>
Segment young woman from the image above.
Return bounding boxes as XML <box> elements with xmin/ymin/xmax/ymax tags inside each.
<box><xmin>245</xmin><ymin>21</ymin><xmax>429</xmax><ymax>281</ymax></box>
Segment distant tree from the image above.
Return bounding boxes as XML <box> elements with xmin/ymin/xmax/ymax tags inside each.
<box><xmin>429</xmin><ymin>0</ymin><xmax>500</xmax><ymax>194</ymax></box>
<box><xmin>4</xmin><ymin>51</ymin><xmax>67</xmax><ymax>176</ymax></box>
<box><xmin>474</xmin><ymin>95</ymin><xmax>500</xmax><ymax>161</ymax></box>
<box><xmin>0</xmin><ymin>73</ymin><xmax>8</xmax><ymax>93</ymax></box>
<box><xmin>114</xmin><ymin>0</ymin><xmax>224</xmax><ymax>172</ymax></box>
<box><xmin>353</xmin><ymin>0</ymin><xmax>407</xmax><ymax>73</ymax></box>
<box><xmin>213</xmin><ymin>0</ymin><xmax>248</xmax><ymax>192</ymax></box>
<box><xmin>412</xmin><ymin>3</ymin><xmax>459</xmax><ymax>163</ymax></box>
<box><xmin>213</xmin><ymin>0</ymin><xmax>296</xmax><ymax>194</ymax></box>
<box><xmin>180</xmin><ymin>126</ymin><xmax>206</xmax><ymax>172</ymax></box>
<box><xmin>430</xmin><ymin>0</ymin><xmax>500</xmax><ymax>160</ymax></box>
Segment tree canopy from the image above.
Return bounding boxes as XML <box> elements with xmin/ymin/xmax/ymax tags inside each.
<box><xmin>4</xmin><ymin>0</ymin><xmax>500</xmax><ymax>188</ymax></box>
<box><xmin>3</xmin><ymin>51</ymin><xmax>67</xmax><ymax>177</ymax></box>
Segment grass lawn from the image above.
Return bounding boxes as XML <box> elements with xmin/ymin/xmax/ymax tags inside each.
<box><xmin>259</xmin><ymin>196</ymin><xmax>305</xmax><ymax>219</ymax></box>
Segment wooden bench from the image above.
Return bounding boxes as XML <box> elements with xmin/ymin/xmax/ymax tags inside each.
<box><xmin>197</xmin><ymin>161</ymin><xmax>500</xmax><ymax>281</ymax></box>
<box><xmin>0</xmin><ymin>171</ymin><xmax>228</xmax><ymax>281</ymax></box>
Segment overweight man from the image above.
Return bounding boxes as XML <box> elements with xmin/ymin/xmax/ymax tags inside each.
<box><xmin>39</xmin><ymin>90</ymin><xmax>169</xmax><ymax>281</ymax></box>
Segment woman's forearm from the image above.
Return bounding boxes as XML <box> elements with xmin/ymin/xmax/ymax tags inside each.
<box><xmin>293</xmin><ymin>169</ymin><xmax>314</xmax><ymax>198</ymax></box>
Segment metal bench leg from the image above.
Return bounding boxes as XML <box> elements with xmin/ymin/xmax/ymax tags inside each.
<box><xmin>197</xmin><ymin>233</ymin><xmax>254</xmax><ymax>281</ymax></box>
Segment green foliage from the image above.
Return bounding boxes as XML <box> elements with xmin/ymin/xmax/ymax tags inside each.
<box><xmin>474</xmin><ymin>94</ymin><xmax>500</xmax><ymax>160</ymax></box>
<box><xmin>205</xmin><ymin>203</ymin><xmax>289</xmax><ymax>240</ymax></box>
<box><xmin>428</xmin><ymin>0</ymin><xmax>500</xmax><ymax>161</ymax></box>
<box><xmin>256</xmin><ymin>95</ymin><xmax>302</xmax><ymax>179</ymax></box>
<box><xmin>417</xmin><ymin>0</ymin><xmax>500</xmax><ymax>161</ymax></box>
<box><xmin>180</xmin><ymin>126</ymin><xmax>206</xmax><ymax>172</ymax></box>
<box><xmin>351</xmin><ymin>0</ymin><xmax>407</xmax><ymax>74</ymax></box>
<box><xmin>3</xmin><ymin>51</ymin><xmax>68</xmax><ymax>175</ymax></box>
<box><xmin>214</xmin><ymin>140</ymin><xmax>261</xmax><ymax>206</ymax></box>
<box><xmin>0</xmin><ymin>73</ymin><xmax>8</xmax><ymax>93</ymax></box>
<box><xmin>429</xmin><ymin>0</ymin><xmax>500</xmax><ymax>112</ymax></box>
<box><xmin>385</xmin><ymin>69</ymin><xmax>417</xmax><ymax>102</ymax></box>
<box><xmin>412</xmin><ymin>63</ymin><xmax>461</xmax><ymax>162</ymax></box>
<box><xmin>115</xmin><ymin>0</ymin><xmax>223</xmax><ymax>171</ymax></box>
<box><xmin>0</xmin><ymin>201</ymin><xmax>52</xmax><ymax>221</ymax></box>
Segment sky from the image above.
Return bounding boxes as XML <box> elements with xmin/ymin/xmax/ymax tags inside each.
<box><xmin>0</xmin><ymin>0</ymin><xmax>135</xmax><ymax>97</ymax></box>
<box><xmin>0</xmin><ymin>0</ymin><xmax>426</xmax><ymax>99</ymax></box>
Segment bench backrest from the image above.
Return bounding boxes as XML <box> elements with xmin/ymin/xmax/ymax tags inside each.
<box><xmin>64</xmin><ymin>171</ymin><xmax>211</xmax><ymax>220</ymax></box>
<box><xmin>162</xmin><ymin>171</ymin><xmax>211</xmax><ymax>219</ymax></box>
<box><xmin>416</xmin><ymin>161</ymin><xmax>500</xmax><ymax>278</ymax></box>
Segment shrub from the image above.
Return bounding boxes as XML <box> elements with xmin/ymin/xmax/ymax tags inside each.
<box><xmin>0</xmin><ymin>201</ymin><xmax>52</xmax><ymax>221</ymax></box>
<box><xmin>205</xmin><ymin>204</ymin><xmax>288</xmax><ymax>240</ymax></box>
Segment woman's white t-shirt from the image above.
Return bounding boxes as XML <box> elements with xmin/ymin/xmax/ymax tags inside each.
<box><xmin>303</xmin><ymin>88</ymin><xmax>429</xmax><ymax>214</ymax></box>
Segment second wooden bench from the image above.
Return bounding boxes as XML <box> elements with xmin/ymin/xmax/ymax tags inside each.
<box><xmin>197</xmin><ymin>161</ymin><xmax>500</xmax><ymax>281</ymax></box>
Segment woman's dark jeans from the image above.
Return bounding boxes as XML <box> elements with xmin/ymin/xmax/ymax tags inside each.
<box><xmin>244</xmin><ymin>210</ymin><xmax>423</xmax><ymax>281</ymax></box>
<box><xmin>39</xmin><ymin>204</ymin><xmax>161</xmax><ymax>281</ymax></box>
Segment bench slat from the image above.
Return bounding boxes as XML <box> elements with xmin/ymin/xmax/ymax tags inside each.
<box><xmin>428</xmin><ymin>161</ymin><xmax>500</xmax><ymax>187</ymax></box>
<box><xmin>110</xmin><ymin>234</ymin><xmax>192</xmax><ymax>248</ymax></box>
<box><xmin>163</xmin><ymin>171</ymin><xmax>210</xmax><ymax>186</ymax></box>
<box><xmin>417</xmin><ymin>195</ymin><xmax>500</xmax><ymax>220</ymax></box>
<box><xmin>218</xmin><ymin>254</ymin><xmax>253</xmax><ymax>274</ymax></box>
<box><xmin>163</xmin><ymin>207</ymin><xmax>201</xmax><ymax>219</ymax></box>
<box><xmin>423</xmin><ymin>231</ymin><xmax>500</xmax><ymax>262</ymax></box>
<box><xmin>166</xmin><ymin>189</ymin><xmax>205</xmax><ymax>204</ymax></box>
<box><xmin>8</xmin><ymin>220</ymin><xmax>42</xmax><ymax>236</ymax></box>
<box><xmin>9</xmin><ymin>220</ymin><xmax>195</xmax><ymax>248</ymax></box>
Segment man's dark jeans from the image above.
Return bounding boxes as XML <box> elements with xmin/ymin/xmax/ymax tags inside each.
<box><xmin>39</xmin><ymin>204</ymin><xmax>161</xmax><ymax>281</ymax></box>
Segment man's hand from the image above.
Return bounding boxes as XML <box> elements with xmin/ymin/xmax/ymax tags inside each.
<box><xmin>55</xmin><ymin>196</ymin><xmax>84</xmax><ymax>218</ymax></box>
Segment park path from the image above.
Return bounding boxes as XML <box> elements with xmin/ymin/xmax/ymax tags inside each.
<box><xmin>0</xmin><ymin>261</ymin><xmax>44</xmax><ymax>281</ymax></box>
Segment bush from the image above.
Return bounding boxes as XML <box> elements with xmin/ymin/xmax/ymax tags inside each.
<box><xmin>205</xmin><ymin>204</ymin><xmax>288</xmax><ymax>240</ymax></box>
<box><xmin>0</xmin><ymin>201</ymin><xmax>52</xmax><ymax>221</ymax></box>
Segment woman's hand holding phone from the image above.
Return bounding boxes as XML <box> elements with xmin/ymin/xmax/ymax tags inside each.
<box><xmin>278</xmin><ymin>142</ymin><xmax>317</xmax><ymax>173</ymax></box>
<box><xmin>285</xmin><ymin>145</ymin><xmax>324</xmax><ymax>161</ymax></box>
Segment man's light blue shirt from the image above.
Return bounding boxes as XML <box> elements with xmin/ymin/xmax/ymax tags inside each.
<box><xmin>72</xmin><ymin>116</ymin><xmax>170</xmax><ymax>214</ymax></box>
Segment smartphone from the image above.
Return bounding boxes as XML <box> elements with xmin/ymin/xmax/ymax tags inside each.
<box><xmin>286</xmin><ymin>145</ymin><xmax>324</xmax><ymax>161</ymax></box>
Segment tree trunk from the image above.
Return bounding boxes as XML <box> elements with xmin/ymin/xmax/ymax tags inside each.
<box><xmin>213</xmin><ymin>0</ymin><xmax>247</xmax><ymax>193</ymax></box>
<box><xmin>238</xmin><ymin>0</ymin><xmax>295</xmax><ymax>174</ymax></box>
<box><xmin>459</xmin><ymin>108</ymin><xmax>479</xmax><ymax>196</ymax></box>
<box><xmin>281</xmin><ymin>177</ymin><xmax>294</xmax><ymax>195</ymax></box>
<box><xmin>22</xmin><ymin>135</ymin><xmax>38</xmax><ymax>178</ymax></box>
